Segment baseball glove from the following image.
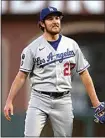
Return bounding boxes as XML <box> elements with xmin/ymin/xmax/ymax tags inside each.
<box><xmin>94</xmin><ymin>102</ymin><xmax>105</xmax><ymax>124</ymax></box>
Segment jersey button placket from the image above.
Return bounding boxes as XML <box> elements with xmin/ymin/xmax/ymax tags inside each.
<box><xmin>55</xmin><ymin>51</ymin><xmax>60</xmax><ymax>91</ymax></box>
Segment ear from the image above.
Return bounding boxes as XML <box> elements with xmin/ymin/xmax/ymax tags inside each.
<box><xmin>39</xmin><ymin>21</ymin><xmax>45</xmax><ymax>28</ymax></box>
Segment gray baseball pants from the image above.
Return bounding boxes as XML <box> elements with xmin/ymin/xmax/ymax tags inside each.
<box><xmin>24</xmin><ymin>90</ymin><xmax>74</xmax><ymax>137</ymax></box>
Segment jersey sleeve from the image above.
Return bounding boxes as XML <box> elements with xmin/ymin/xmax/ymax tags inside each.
<box><xmin>75</xmin><ymin>43</ymin><xmax>90</xmax><ymax>73</ymax></box>
<box><xmin>19</xmin><ymin>47</ymin><xmax>34</xmax><ymax>73</ymax></box>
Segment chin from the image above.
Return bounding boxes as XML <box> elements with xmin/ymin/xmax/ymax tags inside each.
<box><xmin>50</xmin><ymin>32</ymin><xmax>59</xmax><ymax>35</ymax></box>
<box><xmin>51</xmin><ymin>29</ymin><xmax>61</xmax><ymax>35</ymax></box>
<box><xmin>52</xmin><ymin>31</ymin><xmax>60</xmax><ymax>35</ymax></box>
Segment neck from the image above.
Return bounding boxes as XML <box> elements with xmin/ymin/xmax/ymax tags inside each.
<box><xmin>43</xmin><ymin>32</ymin><xmax>59</xmax><ymax>41</ymax></box>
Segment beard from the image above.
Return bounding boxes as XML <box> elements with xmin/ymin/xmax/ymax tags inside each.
<box><xmin>45</xmin><ymin>24</ymin><xmax>61</xmax><ymax>35</ymax></box>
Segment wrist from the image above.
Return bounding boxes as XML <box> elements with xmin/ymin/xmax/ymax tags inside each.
<box><xmin>92</xmin><ymin>101</ymin><xmax>101</xmax><ymax>108</ymax></box>
<box><xmin>6</xmin><ymin>98</ymin><xmax>13</xmax><ymax>104</ymax></box>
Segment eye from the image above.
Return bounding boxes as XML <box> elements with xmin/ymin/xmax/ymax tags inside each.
<box><xmin>55</xmin><ymin>16</ymin><xmax>60</xmax><ymax>20</ymax></box>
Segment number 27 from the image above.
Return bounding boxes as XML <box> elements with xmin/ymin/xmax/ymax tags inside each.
<box><xmin>64</xmin><ymin>62</ymin><xmax>75</xmax><ymax>76</ymax></box>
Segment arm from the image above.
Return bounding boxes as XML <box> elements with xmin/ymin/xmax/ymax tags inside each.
<box><xmin>79</xmin><ymin>69</ymin><xmax>100</xmax><ymax>107</ymax></box>
<box><xmin>4</xmin><ymin>70</ymin><xmax>28</xmax><ymax>121</ymax></box>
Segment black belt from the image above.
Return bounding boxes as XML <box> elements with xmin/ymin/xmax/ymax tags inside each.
<box><xmin>35</xmin><ymin>89</ymin><xmax>69</xmax><ymax>98</ymax></box>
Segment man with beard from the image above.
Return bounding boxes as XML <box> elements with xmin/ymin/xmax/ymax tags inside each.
<box><xmin>4</xmin><ymin>7</ymin><xmax>105</xmax><ymax>137</ymax></box>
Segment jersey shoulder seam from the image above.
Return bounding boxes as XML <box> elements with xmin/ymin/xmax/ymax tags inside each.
<box><xmin>22</xmin><ymin>35</ymin><xmax>43</xmax><ymax>57</ymax></box>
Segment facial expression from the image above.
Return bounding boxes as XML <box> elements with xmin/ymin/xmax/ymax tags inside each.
<box><xmin>42</xmin><ymin>14</ymin><xmax>62</xmax><ymax>35</ymax></box>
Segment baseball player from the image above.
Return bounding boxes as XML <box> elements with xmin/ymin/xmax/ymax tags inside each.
<box><xmin>4</xmin><ymin>6</ymin><xmax>105</xmax><ymax>137</ymax></box>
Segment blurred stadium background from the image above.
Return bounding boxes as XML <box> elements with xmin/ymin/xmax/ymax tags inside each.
<box><xmin>1</xmin><ymin>0</ymin><xmax>105</xmax><ymax>137</ymax></box>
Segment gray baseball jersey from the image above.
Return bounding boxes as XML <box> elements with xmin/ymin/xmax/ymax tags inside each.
<box><xmin>19</xmin><ymin>35</ymin><xmax>90</xmax><ymax>92</ymax></box>
<box><xmin>21</xmin><ymin>35</ymin><xmax>90</xmax><ymax>137</ymax></box>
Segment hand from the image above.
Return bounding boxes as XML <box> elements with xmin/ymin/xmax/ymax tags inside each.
<box><xmin>4</xmin><ymin>101</ymin><xmax>14</xmax><ymax>121</ymax></box>
<box><xmin>94</xmin><ymin>102</ymin><xmax>105</xmax><ymax>124</ymax></box>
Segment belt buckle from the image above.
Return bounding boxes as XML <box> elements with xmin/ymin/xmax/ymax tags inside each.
<box><xmin>50</xmin><ymin>92</ymin><xmax>57</xmax><ymax>98</ymax></box>
<box><xmin>64</xmin><ymin>91</ymin><xmax>69</xmax><ymax>96</ymax></box>
<box><xmin>64</xmin><ymin>91</ymin><xmax>66</xmax><ymax>95</ymax></box>
<box><xmin>50</xmin><ymin>92</ymin><xmax>53</xmax><ymax>97</ymax></box>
